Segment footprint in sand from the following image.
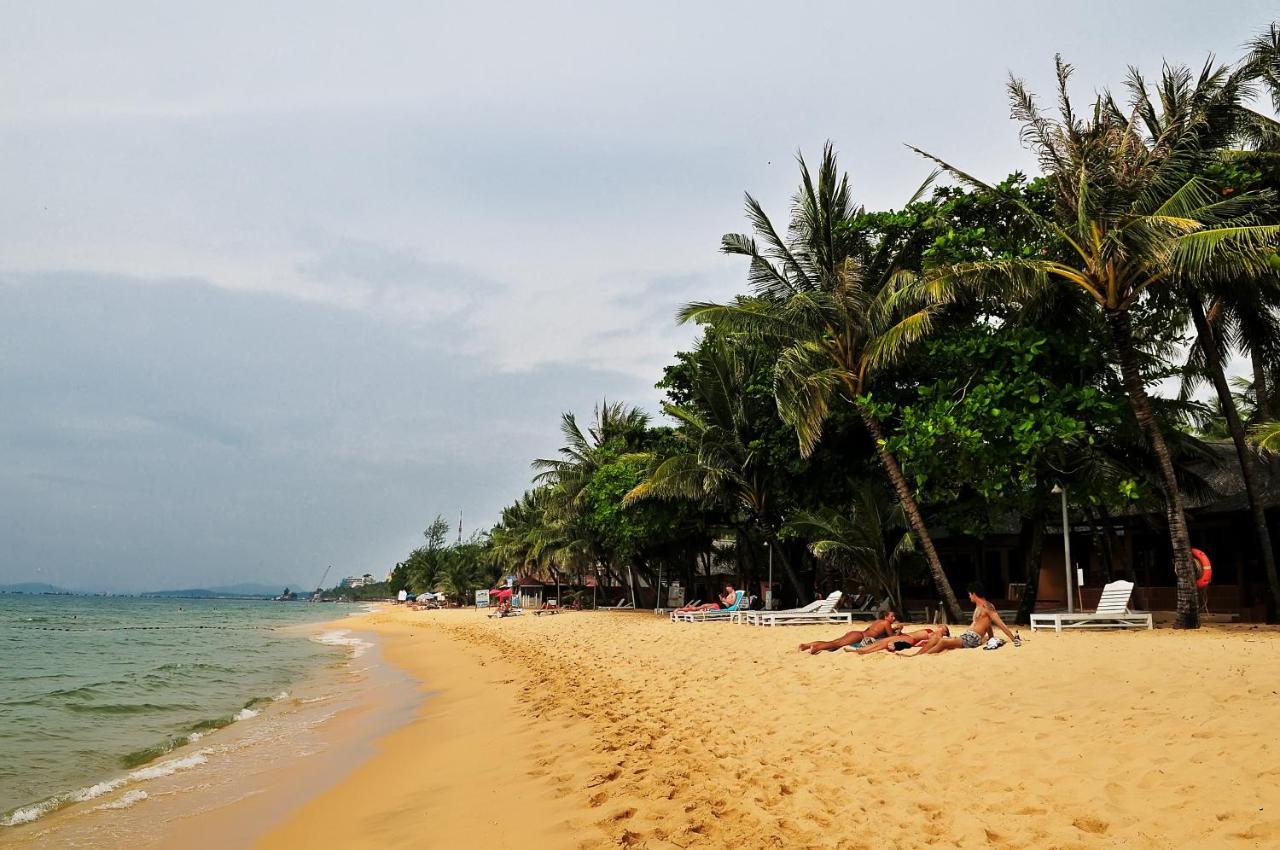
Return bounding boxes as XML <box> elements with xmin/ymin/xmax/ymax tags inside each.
<box><xmin>1072</xmin><ymin>816</ymin><xmax>1110</xmax><ymax>834</ymax></box>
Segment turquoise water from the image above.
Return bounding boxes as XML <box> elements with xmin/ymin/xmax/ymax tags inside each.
<box><xmin>0</xmin><ymin>595</ymin><xmax>355</xmax><ymax>823</ymax></box>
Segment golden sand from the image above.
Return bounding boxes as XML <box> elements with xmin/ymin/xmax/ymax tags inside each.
<box><xmin>261</xmin><ymin>608</ymin><xmax>1280</xmax><ymax>849</ymax></box>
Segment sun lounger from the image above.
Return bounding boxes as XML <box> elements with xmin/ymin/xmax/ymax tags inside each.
<box><xmin>669</xmin><ymin>600</ymin><xmax>701</xmax><ymax>621</ymax></box>
<box><xmin>674</xmin><ymin>590</ymin><xmax>745</xmax><ymax>622</ymax></box>
<box><xmin>1029</xmin><ymin>580</ymin><xmax>1153</xmax><ymax>632</ymax></box>
<box><xmin>736</xmin><ymin>590</ymin><xmax>843</xmax><ymax>625</ymax></box>
<box><xmin>487</xmin><ymin>608</ymin><xmax>523</xmax><ymax>619</ymax></box>
<box><xmin>743</xmin><ymin>591</ymin><xmax>854</xmax><ymax>626</ymax></box>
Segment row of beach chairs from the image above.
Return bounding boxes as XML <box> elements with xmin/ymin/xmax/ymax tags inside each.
<box><xmin>668</xmin><ymin>581</ymin><xmax>1154</xmax><ymax>632</ymax></box>
<box><xmin>670</xmin><ymin>590</ymin><xmax>856</xmax><ymax>626</ymax></box>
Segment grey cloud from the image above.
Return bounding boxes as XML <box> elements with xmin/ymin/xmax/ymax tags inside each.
<box><xmin>0</xmin><ymin>272</ymin><xmax>652</xmax><ymax>591</ymax></box>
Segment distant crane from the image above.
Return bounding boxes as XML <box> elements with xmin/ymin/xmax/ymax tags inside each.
<box><xmin>311</xmin><ymin>565</ymin><xmax>332</xmax><ymax>602</ymax></box>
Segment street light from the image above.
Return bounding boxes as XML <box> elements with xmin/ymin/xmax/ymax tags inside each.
<box><xmin>1051</xmin><ymin>483</ymin><xmax>1074</xmax><ymax>612</ymax></box>
<box><xmin>765</xmin><ymin>541</ymin><xmax>774</xmax><ymax>611</ymax></box>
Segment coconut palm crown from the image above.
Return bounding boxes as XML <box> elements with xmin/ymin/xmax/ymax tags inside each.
<box><xmin>913</xmin><ymin>57</ymin><xmax>1280</xmax><ymax>627</ymax></box>
<box><xmin>678</xmin><ymin>142</ymin><xmax>964</xmax><ymax>621</ymax></box>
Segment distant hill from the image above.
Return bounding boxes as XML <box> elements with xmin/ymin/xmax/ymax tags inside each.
<box><xmin>0</xmin><ymin>582</ymin><xmax>74</xmax><ymax>594</ymax></box>
<box><xmin>141</xmin><ymin>582</ymin><xmax>294</xmax><ymax>599</ymax></box>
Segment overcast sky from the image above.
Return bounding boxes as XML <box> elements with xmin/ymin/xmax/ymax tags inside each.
<box><xmin>1</xmin><ymin>1</ymin><xmax>1275</xmax><ymax>591</ymax></box>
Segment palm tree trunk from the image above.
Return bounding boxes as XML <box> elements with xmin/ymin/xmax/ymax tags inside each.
<box><xmin>860</xmin><ymin>409</ymin><xmax>963</xmax><ymax>622</ymax></box>
<box><xmin>1254</xmin><ymin>351</ymin><xmax>1272</xmax><ymax>423</ymax></box>
<box><xmin>1015</xmin><ymin>484</ymin><xmax>1046</xmax><ymax>625</ymax></box>
<box><xmin>1190</xmin><ymin>299</ymin><xmax>1280</xmax><ymax>623</ymax></box>
<box><xmin>1107</xmin><ymin>311</ymin><xmax>1199</xmax><ymax>628</ymax></box>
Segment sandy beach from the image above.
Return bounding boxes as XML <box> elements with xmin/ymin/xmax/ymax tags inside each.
<box><xmin>251</xmin><ymin>607</ymin><xmax>1279</xmax><ymax>850</ymax></box>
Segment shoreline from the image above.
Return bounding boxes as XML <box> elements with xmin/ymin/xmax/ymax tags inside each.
<box><xmin>1</xmin><ymin>606</ymin><xmax>409</xmax><ymax>849</ymax></box>
<box><xmin>9</xmin><ymin>607</ymin><xmax>1280</xmax><ymax>848</ymax></box>
<box><xmin>255</xmin><ymin>608</ymin><xmax>604</xmax><ymax>849</ymax></box>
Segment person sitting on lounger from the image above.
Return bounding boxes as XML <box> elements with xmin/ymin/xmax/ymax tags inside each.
<box><xmin>851</xmin><ymin>625</ymin><xmax>950</xmax><ymax>655</ymax></box>
<box><xmin>797</xmin><ymin>609</ymin><xmax>902</xmax><ymax>654</ymax></box>
<box><xmin>675</xmin><ymin>584</ymin><xmax>736</xmax><ymax>614</ymax></box>
<box><xmin>909</xmin><ymin>582</ymin><xmax>1020</xmax><ymax>655</ymax></box>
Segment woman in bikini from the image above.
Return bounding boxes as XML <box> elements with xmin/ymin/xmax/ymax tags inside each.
<box><xmin>797</xmin><ymin>610</ymin><xmax>902</xmax><ymax>654</ymax></box>
<box><xmin>675</xmin><ymin>584</ymin><xmax>737</xmax><ymax>614</ymax></box>
<box><xmin>850</xmin><ymin>625</ymin><xmax>950</xmax><ymax>655</ymax></box>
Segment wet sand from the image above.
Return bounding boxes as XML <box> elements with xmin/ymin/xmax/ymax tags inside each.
<box><xmin>257</xmin><ymin>607</ymin><xmax>1280</xmax><ymax>850</ymax></box>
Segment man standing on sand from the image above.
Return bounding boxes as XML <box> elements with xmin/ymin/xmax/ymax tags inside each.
<box><xmin>910</xmin><ymin>582</ymin><xmax>1020</xmax><ymax>655</ymax></box>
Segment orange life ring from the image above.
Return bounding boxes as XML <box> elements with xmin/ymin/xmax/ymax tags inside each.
<box><xmin>1191</xmin><ymin>548</ymin><xmax>1212</xmax><ymax>589</ymax></box>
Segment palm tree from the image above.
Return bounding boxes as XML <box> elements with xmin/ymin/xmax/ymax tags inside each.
<box><xmin>786</xmin><ymin>482</ymin><xmax>915</xmax><ymax>615</ymax></box>
<box><xmin>438</xmin><ymin>558</ymin><xmax>476</xmax><ymax>602</ymax></box>
<box><xmin>623</xmin><ymin>336</ymin><xmax>807</xmax><ymax>599</ymax></box>
<box><xmin>915</xmin><ymin>58</ymin><xmax>1280</xmax><ymax>627</ymax></box>
<box><xmin>680</xmin><ymin>143</ymin><xmax>964</xmax><ymax>621</ymax></box>
<box><xmin>532</xmin><ymin>401</ymin><xmax>650</xmax><ymax>520</ymax></box>
<box><xmin>1250</xmin><ymin>418</ymin><xmax>1280</xmax><ymax>450</ymax></box>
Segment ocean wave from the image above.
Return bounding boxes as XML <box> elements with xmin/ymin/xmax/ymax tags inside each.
<box><xmin>0</xmin><ymin>752</ymin><xmax>206</xmax><ymax>827</ymax></box>
<box><xmin>311</xmin><ymin>630</ymin><xmax>372</xmax><ymax>658</ymax></box>
<box><xmin>127</xmin><ymin>750</ymin><xmax>209</xmax><ymax>782</ymax></box>
<box><xmin>67</xmin><ymin>701</ymin><xmax>201</xmax><ymax>715</ymax></box>
<box><xmin>93</xmin><ymin>790</ymin><xmax>147</xmax><ymax>811</ymax></box>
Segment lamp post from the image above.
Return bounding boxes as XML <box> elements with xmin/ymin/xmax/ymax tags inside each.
<box><xmin>1051</xmin><ymin>483</ymin><xmax>1074</xmax><ymax>612</ymax></box>
<box><xmin>765</xmin><ymin>541</ymin><xmax>774</xmax><ymax>611</ymax></box>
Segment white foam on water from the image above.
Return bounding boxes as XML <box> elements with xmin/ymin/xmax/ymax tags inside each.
<box><xmin>127</xmin><ymin>750</ymin><xmax>209</xmax><ymax>782</ymax></box>
<box><xmin>1</xmin><ymin>799</ymin><xmax>58</xmax><ymax>827</ymax></box>
<box><xmin>1</xmin><ymin>775</ymin><xmax>134</xmax><ymax>825</ymax></box>
<box><xmin>275</xmin><ymin>691</ymin><xmax>290</xmax><ymax>701</ymax></box>
<box><xmin>68</xmin><ymin>779</ymin><xmax>127</xmax><ymax>803</ymax></box>
<box><xmin>186</xmin><ymin>731</ymin><xmax>204</xmax><ymax>743</ymax></box>
<box><xmin>311</xmin><ymin>630</ymin><xmax>372</xmax><ymax>658</ymax></box>
<box><xmin>233</xmin><ymin>707</ymin><xmax>259</xmax><ymax>721</ymax></box>
<box><xmin>93</xmin><ymin>790</ymin><xmax>147</xmax><ymax>811</ymax></box>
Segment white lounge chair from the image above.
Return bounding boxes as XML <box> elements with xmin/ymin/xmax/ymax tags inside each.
<box><xmin>736</xmin><ymin>590</ymin><xmax>843</xmax><ymax>625</ymax></box>
<box><xmin>669</xmin><ymin>599</ymin><xmax>701</xmax><ymax>622</ymax></box>
<box><xmin>1029</xmin><ymin>580</ymin><xmax>1153</xmax><ymax>632</ymax></box>
<box><xmin>744</xmin><ymin>591</ymin><xmax>854</xmax><ymax>627</ymax></box>
<box><xmin>674</xmin><ymin>590</ymin><xmax>746</xmax><ymax>622</ymax></box>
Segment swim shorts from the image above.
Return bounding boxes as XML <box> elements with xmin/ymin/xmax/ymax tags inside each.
<box><xmin>960</xmin><ymin>630</ymin><xmax>982</xmax><ymax>649</ymax></box>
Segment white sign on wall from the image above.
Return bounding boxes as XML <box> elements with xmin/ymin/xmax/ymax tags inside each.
<box><xmin>667</xmin><ymin>582</ymin><xmax>685</xmax><ymax>609</ymax></box>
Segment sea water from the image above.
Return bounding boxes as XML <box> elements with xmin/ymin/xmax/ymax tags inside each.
<box><xmin>0</xmin><ymin>595</ymin><xmax>363</xmax><ymax>827</ymax></box>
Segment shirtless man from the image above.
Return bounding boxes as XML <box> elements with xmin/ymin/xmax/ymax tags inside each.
<box><xmin>675</xmin><ymin>584</ymin><xmax>736</xmax><ymax>614</ymax></box>
<box><xmin>851</xmin><ymin>625</ymin><xmax>950</xmax><ymax>655</ymax></box>
<box><xmin>910</xmin><ymin>582</ymin><xmax>1019</xmax><ymax>655</ymax></box>
<box><xmin>797</xmin><ymin>610</ymin><xmax>902</xmax><ymax>654</ymax></box>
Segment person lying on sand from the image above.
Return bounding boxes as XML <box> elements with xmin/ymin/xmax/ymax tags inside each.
<box><xmin>675</xmin><ymin>584</ymin><xmax>736</xmax><ymax>614</ymax></box>
<box><xmin>908</xmin><ymin>583</ymin><xmax>1020</xmax><ymax>655</ymax></box>
<box><xmin>850</xmin><ymin>625</ymin><xmax>950</xmax><ymax>655</ymax></box>
<box><xmin>797</xmin><ymin>609</ymin><xmax>902</xmax><ymax>654</ymax></box>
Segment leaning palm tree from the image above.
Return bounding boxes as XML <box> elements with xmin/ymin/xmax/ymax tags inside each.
<box><xmin>786</xmin><ymin>483</ymin><xmax>915</xmax><ymax>616</ymax></box>
<box><xmin>623</xmin><ymin>336</ymin><xmax>807</xmax><ymax>599</ymax></box>
<box><xmin>914</xmin><ymin>58</ymin><xmax>1280</xmax><ymax>627</ymax></box>
<box><xmin>680</xmin><ymin>144</ymin><xmax>964</xmax><ymax>620</ymax></box>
